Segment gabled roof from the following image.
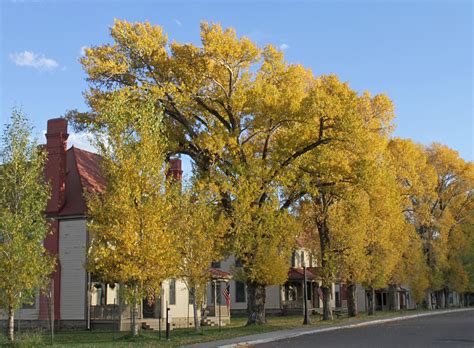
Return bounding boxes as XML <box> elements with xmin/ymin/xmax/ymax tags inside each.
<box><xmin>58</xmin><ymin>146</ymin><xmax>104</xmax><ymax>216</ymax></box>
<box><xmin>288</xmin><ymin>267</ymin><xmax>315</xmax><ymax>281</ymax></box>
<box><xmin>287</xmin><ymin>266</ymin><xmax>322</xmax><ymax>281</ymax></box>
<box><xmin>208</xmin><ymin>268</ymin><xmax>232</xmax><ymax>280</ymax></box>
<box><xmin>72</xmin><ymin>147</ymin><xmax>105</xmax><ymax>194</ymax></box>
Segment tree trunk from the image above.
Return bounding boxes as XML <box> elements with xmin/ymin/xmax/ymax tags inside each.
<box><xmin>246</xmin><ymin>281</ymin><xmax>266</xmax><ymax>325</ymax></box>
<box><xmin>367</xmin><ymin>287</ymin><xmax>375</xmax><ymax>315</ymax></box>
<box><xmin>436</xmin><ymin>290</ymin><xmax>444</xmax><ymax>309</ymax></box>
<box><xmin>322</xmin><ymin>286</ymin><xmax>331</xmax><ymax>320</ymax></box>
<box><xmin>347</xmin><ymin>282</ymin><xmax>358</xmax><ymax>317</ymax></box>
<box><xmin>388</xmin><ymin>284</ymin><xmax>399</xmax><ymax>311</ymax></box>
<box><xmin>192</xmin><ymin>288</ymin><xmax>200</xmax><ymax>332</ymax></box>
<box><xmin>316</xmin><ymin>213</ymin><xmax>332</xmax><ymax>321</ymax></box>
<box><xmin>443</xmin><ymin>288</ymin><xmax>449</xmax><ymax>308</ymax></box>
<box><xmin>131</xmin><ymin>286</ymin><xmax>139</xmax><ymax>337</ymax></box>
<box><xmin>8</xmin><ymin>304</ymin><xmax>14</xmax><ymax>341</ymax></box>
<box><xmin>424</xmin><ymin>290</ymin><xmax>432</xmax><ymax>309</ymax></box>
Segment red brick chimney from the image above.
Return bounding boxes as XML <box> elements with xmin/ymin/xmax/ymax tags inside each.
<box><xmin>45</xmin><ymin>118</ymin><xmax>68</xmax><ymax>214</ymax></box>
<box><xmin>167</xmin><ymin>157</ymin><xmax>183</xmax><ymax>181</ymax></box>
<box><xmin>39</xmin><ymin>118</ymin><xmax>68</xmax><ymax>322</ymax></box>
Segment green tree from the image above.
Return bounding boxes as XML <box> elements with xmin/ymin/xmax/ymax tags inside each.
<box><xmin>0</xmin><ymin>109</ymin><xmax>55</xmax><ymax>341</ymax></box>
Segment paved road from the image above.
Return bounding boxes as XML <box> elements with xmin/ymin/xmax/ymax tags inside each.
<box><xmin>256</xmin><ymin>310</ymin><xmax>474</xmax><ymax>348</ymax></box>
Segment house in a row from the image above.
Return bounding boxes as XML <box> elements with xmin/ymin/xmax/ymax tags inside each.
<box><xmin>1</xmin><ymin>118</ymin><xmax>464</xmax><ymax>332</ymax></box>
<box><xmin>0</xmin><ymin>118</ymin><xmax>232</xmax><ymax>331</ymax></box>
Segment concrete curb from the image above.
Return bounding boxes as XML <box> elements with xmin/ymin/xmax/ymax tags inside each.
<box><xmin>217</xmin><ymin>308</ymin><xmax>474</xmax><ymax>348</ymax></box>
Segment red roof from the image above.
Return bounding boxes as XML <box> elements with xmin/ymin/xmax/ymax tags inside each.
<box><xmin>58</xmin><ymin>146</ymin><xmax>104</xmax><ymax>216</ymax></box>
<box><xmin>287</xmin><ymin>267</ymin><xmax>322</xmax><ymax>281</ymax></box>
<box><xmin>72</xmin><ymin>147</ymin><xmax>105</xmax><ymax>194</ymax></box>
<box><xmin>208</xmin><ymin>268</ymin><xmax>232</xmax><ymax>280</ymax></box>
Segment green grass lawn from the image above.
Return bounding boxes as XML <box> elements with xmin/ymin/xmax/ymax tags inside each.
<box><xmin>0</xmin><ymin>309</ymin><xmax>432</xmax><ymax>347</ymax></box>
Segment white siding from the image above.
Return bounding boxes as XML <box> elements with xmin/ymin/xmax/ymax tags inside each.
<box><xmin>59</xmin><ymin>219</ymin><xmax>87</xmax><ymax>320</ymax></box>
<box><xmin>216</xmin><ymin>256</ymin><xmax>282</xmax><ymax>311</ymax></box>
<box><xmin>356</xmin><ymin>284</ymin><xmax>367</xmax><ymax>312</ymax></box>
<box><xmin>0</xmin><ymin>292</ymin><xmax>39</xmax><ymax>320</ymax></box>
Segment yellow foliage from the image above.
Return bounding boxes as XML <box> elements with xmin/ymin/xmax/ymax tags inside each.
<box><xmin>87</xmin><ymin>95</ymin><xmax>179</xmax><ymax>301</ymax></box>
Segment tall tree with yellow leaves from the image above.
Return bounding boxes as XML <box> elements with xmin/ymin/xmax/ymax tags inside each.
<box><xmin>296</xmin><ymin>85</ymin><xmax>398</xmax><ymax>319</ymax></box>
<box><xmin>362</xmin><ymin>161</ymin><xmax>408</xmax><ymax>315</ymax></box>
<box><xmin>426</xmin><ymin>144</ymin><xmax>473</xmax><ymax>308</ymax></box>
<box><xmin>72</xmin><ymin>20</ymin><xmax>386</xmax><ymax>324</ymax></box>
<box><xmin>170</xmin><ymin>183</ymin><xmax>228</xmax><ymax>332</ymax></box>
<box><xmin>388</xmin><ymin>138</ymin><xmax>436</xmax><ymax>308</ymax></box>
<box><xmin>388</xmin><ymin>139</ymin><xmax>473</xmax><ymax>309</ymax></box>
<box><xmin>87</xmin><ymin>94</ymin><xmax>179</xmax><ymax>336</ymax></box>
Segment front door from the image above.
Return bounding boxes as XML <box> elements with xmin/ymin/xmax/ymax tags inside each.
<box><xmin>143</xmin><ymin>299</ymin><xmax>156</xmax><ymax>318</ymax></box>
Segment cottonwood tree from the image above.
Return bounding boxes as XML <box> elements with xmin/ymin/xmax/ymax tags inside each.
<box><xmin>296</xmin><ymin>88</ymin><xmax>397</xmax><ymax>319</ymax></box>
<box><xmin>72</xmin><ymin>20</ymin><xmax>380</xmax><ymax>324</ymax></box>
<box><xmin>459</xmin><ymin>223</ymin><xmax>474</xmax><ymax>305</ymax></box>
<box><xmin>426</xmin><ymin>144</ymin><xmax>473</xmax><ymax>308</ymax></box>
<box><xmin>388</xmin><ymin>140</ymin><xmax>474</xmax><ymax>309</ymax></box>
<box><xmin>170</xmin><ymin>184</ymin><xmax>228</xmax><ymax>332</ymax></box>
<box><xmin>387</xmin><ymin>138</ymin><xmax>436</xmax><ymax>307</ymax></box>
<box><xmin>87</xmin><ymin>95</ymin><xmax>179</xmax><ymax>336</ymax></box>
<box><xmin>362</xmin><ymin>162</ymin><xmax>408</xmax><ymax>315</ymax></box>
<box><xmin>0</xmin><ymin>110</ymin><xmax>55</xmax><ymax>341</ymax></box>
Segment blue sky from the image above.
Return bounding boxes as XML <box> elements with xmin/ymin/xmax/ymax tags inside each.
<box><xmin>1</xmin><ymin>0</ymin><xmax>472</xmax><ymax>164</ymax></box>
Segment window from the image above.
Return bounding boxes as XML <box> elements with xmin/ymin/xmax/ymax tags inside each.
<box><xmin>21</xmin><ymin>296</ymin><xmax>36</xmax><ymax>309</ymax></box>
<box><xmin>92</xmin><ymin>283</ymin><xmax>105</xmax><ymax>305</ymax></box>
<box><xmin>189</xmin><ymin>288</ymin><xmax>194</xmax><ymax>305</ymax></box>
<box><xmin>235</xmin><ymin>259</ymin><xmax>243</xmax><ymax>267</ymax></box>
<box><xmin>169</xmin><ymin>279</ymin><xmax>176</xmax><ymax>305</ymax></box>
<box><xmin>300</xmin><ymin>251</ymin><xmax>305</xmax><ymax>267</ymax></box>
<box><xmin>335</xmin><ymin>283</ymin><xmax>341</xmax><ymax>308</ymax></box>
<box><xmin>235</xmin><ymin>281</ymin><xmax>246</xmax><ymax>303</ymax></box>
<box><xmin>309</xmin><ymin>253</ymin><xmax>314</xmax><ymax>267</ymax></box>
<box><xmin>211</xmin><ymin>261</ymin><xmax>221</xmax><ymax>268</ymax></box>
<box><xmin>291</xmin><ymin>251</ymin><xmax>296</xmax><ymax>267</ymax></box>
<box><xmin>284</xmin><ymin>284</ymin><xmax>296</xmax><ymax>301</ymax></box>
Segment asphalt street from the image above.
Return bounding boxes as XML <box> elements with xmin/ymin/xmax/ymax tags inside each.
<box><xmin>256</xmin><ymin>310</ymin><xmax>474</xmax><ymax>348</ymax></box>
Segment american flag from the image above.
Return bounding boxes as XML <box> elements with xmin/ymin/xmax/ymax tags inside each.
<box><xmin>223</xmin><ymin>283</ymin><xmax>231</xmax><ymax>309</ymax></box>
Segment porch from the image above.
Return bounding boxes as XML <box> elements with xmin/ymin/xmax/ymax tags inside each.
<box><xmin>281</xmin><ymin>267</ymin><xmax>322</xmax><ymax>315</ymax></box>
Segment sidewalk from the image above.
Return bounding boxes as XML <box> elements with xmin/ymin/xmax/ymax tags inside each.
<box><xmin>184</xmin><ymin>308</ymin><xmax>474</xmax><ymax>348</ymax></box>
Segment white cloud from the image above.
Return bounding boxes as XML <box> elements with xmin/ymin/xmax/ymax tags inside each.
<box><xmin>9</xmin><ymin>51</ymin><xmax>59</xmax><ymax>71</ymax></box>
<box><xmin>79</xmin><ymin>46</ymin><xmax>88</xmax><ymax>56</ymax></box>
<box><xmin>279</xmin><ymin>43</ymin><xmax>290</xmax><ymax>51</ymax></box>
<box><xmin>41</xmin><ymin>130</ymin><xmax>98</xmax><ymax>153</ymax></box>
<box><xmin>173</xmin><ymin>18</ymin><xmax>182</xmax><ymax>27</ymax></box>
<box><xmin>68</xmin><ymin>132</ymin><xmax>97</xmax><ymax>153</ymax></box>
